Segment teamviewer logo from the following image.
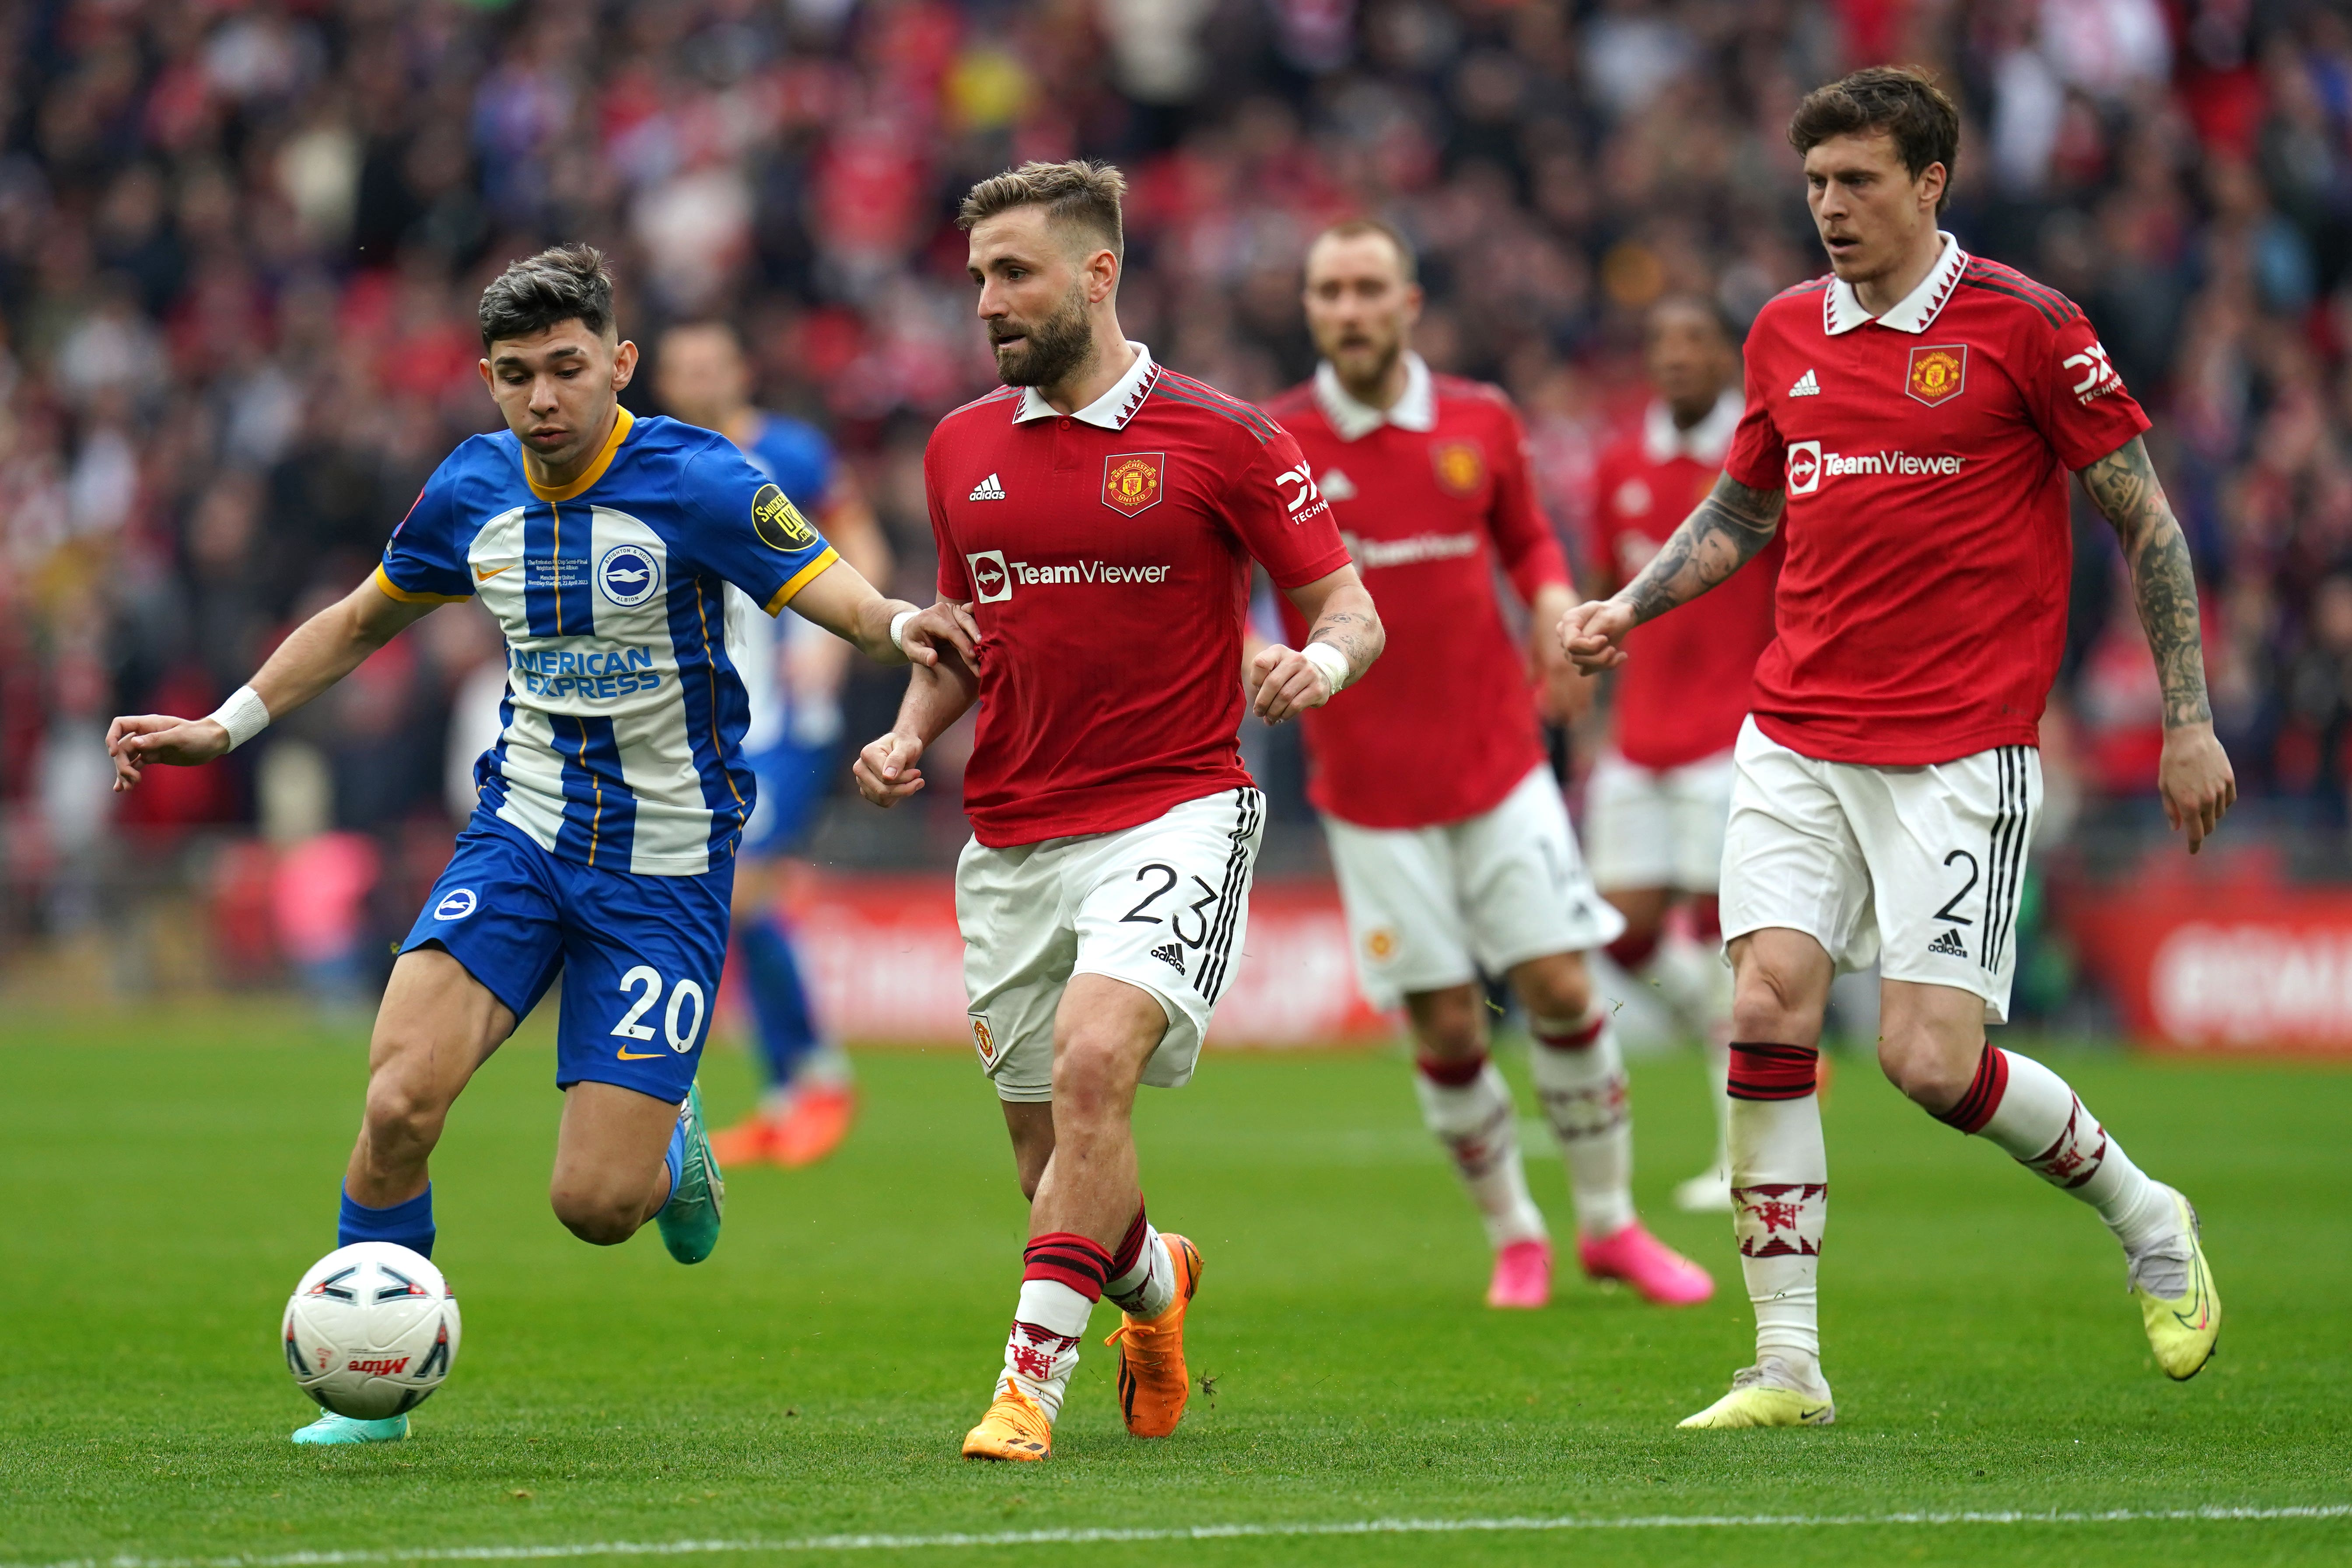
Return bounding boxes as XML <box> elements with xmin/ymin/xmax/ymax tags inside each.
<box><xmin>1785</xmin><ymin>440</ymin><xmax>1822</xmax><ymax>496</ymax></box>
<box><xmin>968</xmin><ymin>550</ymin><xmax>1013</xmax><ymax>603</ymax></box>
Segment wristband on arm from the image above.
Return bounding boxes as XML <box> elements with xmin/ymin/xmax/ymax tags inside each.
<box><xmin>888</xmin><ymin>608</ymin><xmax>917</xmax><ymax>654</ymax></box>
<box><xmin>207</xmin><ymin>686</ymin><xmax>272</xmax><ymax>750</ymax></box>
<box><xmin>1301</xmin><ymin>641</ymin><xmax>1352</xmax><ymax>694</ymax></box>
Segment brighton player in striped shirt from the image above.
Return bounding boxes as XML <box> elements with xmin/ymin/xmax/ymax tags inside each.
<box><xmin>106</xmin><ymin>246</ymin><xmax>959</xmax><ymax>1446</ymax></box>
<box><xmin>1561</xmin><ymin>69</ymin><xmax>2233</xmax><ymax>1428</ymax></box>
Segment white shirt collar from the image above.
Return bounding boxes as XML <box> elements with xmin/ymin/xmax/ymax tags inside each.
<box><xmin>1642</xmin><ymin>387</ymin><xmax>1743</xmax><ymax>466</ymax></box>
<box><xmin>1012</xmin><ymin>342</ymin><xmax>1160</xmax><ymax>428</ymax></box>
<box><xmin>1313</xmin><ymin>352</ymin><xmax>1436</xmax><ymax>441</ymax></box>
<box><xmin>1824</xmin><ymin>231</ymin><xmax>1968</xmax><ymax>336</ymax></box>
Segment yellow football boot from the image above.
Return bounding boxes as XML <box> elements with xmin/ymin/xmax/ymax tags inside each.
<box><xmin>960</xmin><ymin>1382</ymin><xmax>1053</xmax><ymax>1461</ymax></box>
<box><xmin>2132</xmin><ymin>1188</ymin><xmax>2220</xmax><ymax>1381</ymax></box>
<box><xmin>1105</xmin><ymin>1233</ymin><xmax>1203</xmax><ymax>1438</ymax></box>
<box><xmin>1677</xmin><ymin>1362</ymin><xmax>1836</xmax><ymax>1429</ymax></box>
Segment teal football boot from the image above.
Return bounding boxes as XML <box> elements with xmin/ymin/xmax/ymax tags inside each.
<box><xmin>292</xmin><ymin>1410</ymin><xmax>410</xmax><ymax>1445</ymax></box>
<box><xmin>655</xmin><ymin>1082</ymin><xmax>724</xmax><ymax>1264</ymax></box>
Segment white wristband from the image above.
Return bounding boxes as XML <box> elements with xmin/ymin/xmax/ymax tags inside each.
<box><xmin>888</xmin><ymin>609</ymin><xmax>918</xmax><ymax>654</ymax></box>
<box><xmin>1300</xmin><ymin>641</ymin><xmax>1351</xmax><ymax>695</ymax></box>
<box><xmin>209</xmin><ymin>686</ymin><xmax>271</xmax><ymax>751</ymax></box>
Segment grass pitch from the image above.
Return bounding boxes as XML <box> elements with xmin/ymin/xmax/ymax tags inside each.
<box><xmin>3</xmin><ymin>1004</ymin><xmax>2346</xmax><ymax>1568</ymax></box>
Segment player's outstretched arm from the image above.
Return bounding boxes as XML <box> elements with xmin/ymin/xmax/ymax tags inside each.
<box><xmin>1250</xmin><ymin>564</ymin><xmax>1383</xmax><ymax>725</ymax></box>
<box><xmin>784</xmin><ymin>558</ymin><xmax>978</xmax><ymax>670</ymax></box>
<box><xmin>105</xmin><ymin>574</ymin><xmax>435</xmax><ymax>793</ymax></box>
<box><xmin>2077</xmin><ymin>436</ymin><xmax>2237</xmax><ymax>852</ymax></box>
<box><xmin>852</xmin><ymin>603</ymin><xmax>982</xmax><ymax>809</ymax></box>
<box><xmin>1557</xmin><ymin>473</ymin><xmax>1784</xmax><ymax>673</ymax></box>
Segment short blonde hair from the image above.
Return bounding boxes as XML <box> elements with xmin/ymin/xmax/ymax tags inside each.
<box><xmin>1308</xmin><ymin>218</ymin><xmax>1418</xmax><ymax>284</ymax></box>
<box><xmin>957</xmin><ymin>159</ymin><xmax>1127</xmax><ymax>260</ymax></box>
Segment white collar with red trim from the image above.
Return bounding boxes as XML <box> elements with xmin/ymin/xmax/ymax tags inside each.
<box><xmin>1313</xmin><ymin>352</ymin><xmax>1436</xmax><ymax>442</ymax></box>
<box><xmin>1824</xmin><ymin>232</ymin><xmax>1967</xmax><ymax>336</ymax></box>
<box><xmin>1642</xmin><ymin>388</ymin><xmax>1742</xmax><ymax>465</ymax></box>
<box><xmin>1012</xmin><ymin>342</ymin><xmax>1159</xmax><ymax>429</ymax></box>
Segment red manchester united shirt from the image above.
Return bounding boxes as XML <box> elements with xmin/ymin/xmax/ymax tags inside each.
<box><xmin>1723</xmin><ymin>236</ymin><xmax>2151</xmax><ymax>765</ymax></box>
<box><xmin>926</xmin><ymin>345</ymin><xmax>1351</xmax><ymax>847</ymax></box>
<box><xmin>1267</xmin><ymin>355</ymin><xmax>1572</xmax><ymax>830</ymax></box>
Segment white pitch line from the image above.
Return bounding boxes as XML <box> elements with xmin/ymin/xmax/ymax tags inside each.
<box><xmin>14</xmin><ymin>1504</ymin><xmax>2349</xmax><ymax>1568</ymax></box>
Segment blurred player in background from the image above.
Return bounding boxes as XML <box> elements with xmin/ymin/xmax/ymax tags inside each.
<box><xmin>106</xmin><ymin>246</ymin><xmax>952</xmax><ymax>1446</ymax></box>
<box><xmin>855</xmin><ymin>162</ymin><xmax>1381</xmax><ymax>1461</ymax></box>
<box><xmin>657</xmin><ymin>322</ymin><xmax>893</xmax><ymax>1169</ymax></box>
<box><xmin>1583</xmin><ymin>296</ymin><xmax>1784</xmax><ymax>1214</ymax></box>
<box><xmin>1562</xmin><ymin>69</ymin><xmax>2233</xmax><ymax>1428</ymax></box>
<box><xmin>1267</xmin><ymin>220</ymin><xmax>1712</xmax><ymax>1312</ymax></box>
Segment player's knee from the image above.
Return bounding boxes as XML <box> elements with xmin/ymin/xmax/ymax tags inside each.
<box><xmin>362</xmin><ymin>1078</ymin><xmax>447</xmax><ymax>1156</ymax></box>
<box><xmin>1730</xmin><ymin>962</ymin><xmax>1821</xmax><ymax>1042</ymax></box>
<box><xmin>1876</xmin><ymin>1028</ymin><xmax>1970</xmax><ymax>1114</ymax></box>
<box><xmin>1514</xmin><ymin>960</ymin><xmax>1591</xmax><ymax>1024</ymax></box>
<box><xmin>1050</xmin><ymin>1033</ymin><xmax>1127</xmax><ymax>1116</ymax></box>
<box><xmin>548</xmin><ymin>1183</ymin><xmax>641</xmax><ymax>1246</ymax></box>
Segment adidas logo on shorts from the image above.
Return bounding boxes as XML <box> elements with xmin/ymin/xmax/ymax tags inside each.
<box><xmin>1150</xmin><ymin>942</ymin><xmax>1186</xmax><ymax>976</ymax></box>
<box><xmin>968</xmin><ymin>472</ymin><xmax>1007</xmax><ymax>501</ymax></box>
<box><xmin>1925</xmin><ymin>927</ymin><xmax>1969</xmax><ymax>959</ymax></box>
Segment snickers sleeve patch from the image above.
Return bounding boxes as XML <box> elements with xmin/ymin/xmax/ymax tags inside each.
<box><xmin>676</xmin><ymin>437</ymin><xmax>836</xmax><ymax>612</ymax></box>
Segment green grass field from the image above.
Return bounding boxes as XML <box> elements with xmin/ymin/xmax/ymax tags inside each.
<box><xmin>4</xmin><ymin>1005</ymin><xmax>2347</xmax><ymax>1568</ymax></box>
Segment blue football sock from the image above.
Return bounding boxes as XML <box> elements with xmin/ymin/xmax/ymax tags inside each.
<box><xmin>657</xmin><ymin>1117</ymin><xmax>686</xmax><ymax>1215</ymax></box>
<box><xmin>338</xmin><ymin>1183</ymin><xmax>434</xmax><ymax>1258</ymax></box>
<box><xmin>733</xmin><ymin>909</ymin><xmax>823</xmax><ymax>1089</ymax></box>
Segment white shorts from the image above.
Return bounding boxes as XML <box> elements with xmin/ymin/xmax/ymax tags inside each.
<box><xmin>1323</xmin><ymin>764</ymin><xmax>1626</xmax><ymax>1012</ymax></box>
<box><xmin>1719</xmin><ymin>718</ymin><xmax>2041</xmax><ymax>1023</ymax></box>
<box><xmin>1583</xmin><ymin>745</ymin><xmax>1738</xmax><ymax>893</ymax></box>
<box><xmin>956</xmin><ymin>788</ymin><xmax>1265</xmax><ymax>1102</ymax></box>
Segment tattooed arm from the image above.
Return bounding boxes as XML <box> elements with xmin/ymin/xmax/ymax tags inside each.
<box><xmin>1557</xmin><ymin>473</ymin><xmax>1785</xmax><ymax>673</ymax></box>
<box><xmin>2077</xmin><ymin>436</ymin><xmax>2237</xmax><ymax>851</ymax></box>
<box><xmin>1250</xmin><ymin>564</ymin><xmax>1385</xmax><ymax>725</ymax></box>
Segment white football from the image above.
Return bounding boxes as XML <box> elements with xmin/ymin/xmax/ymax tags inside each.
<box><xmin>282</xmin><ymin>1242</ymin><xmax>462</xmax><ymax>1419</ymax></box>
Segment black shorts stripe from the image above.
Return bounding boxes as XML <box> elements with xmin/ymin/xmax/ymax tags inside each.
<box><xmin>1981</xmin><ymin>747</ymin><xmax>2030</xmax><ymax>974</ymax></box>
<box><xmin>1194</xmin><ymin>788</ymin><xmax>1262</xmax><ymax>1003</ymax></box>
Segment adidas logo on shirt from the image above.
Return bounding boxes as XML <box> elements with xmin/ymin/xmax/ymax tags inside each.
<box><xmin>1318</xmin><ymin>468</ymin><xmax>1359</xmax><ymax>501</ymax></box>
<box><xmin>1788</xmin><ymin>368</ymin><xmax>1821</xmax><ymax>398</ymax></box>
<box><xmin>1150</xmin><ymin>942</ymin><xmax>1186</xmax><ymax>976</ymax></box>
<box><xmin>968</xmin><ymin>473</ymin><xmax>1007</xmax><ymax>501</ymax></box>
<box><xmin>1925</xmin><ymin>927</ymin><xmax>1969</xmax><ymax>959</ymax></box>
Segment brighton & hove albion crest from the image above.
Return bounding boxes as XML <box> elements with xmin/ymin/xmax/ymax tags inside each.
<box><xmin>1905</xmin><ymin>345</ymin><xmax>1967</xmax><ymax>407</ymax></box>
<box><xmin>1432</xmin><ymin>439</ymin><xmax>1486</xmax><ymax>496</ymax></box>
<box><xmin>752</xmin><ymin>483</ymin><xmax>816</xmax><ymax>550</ymax></box>
<box><xmin>1102</xmin><ymin>453</ymin><xmax>1165</xmax><ymax>515</ymax></box>
<box><xmin>596</xmin><ymin>543</ymin><xmax>661</xmax><ymax>607</ymax></box>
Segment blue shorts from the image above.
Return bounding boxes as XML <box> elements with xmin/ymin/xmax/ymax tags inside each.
<box><xmin>739</xmin><ymin>737</ymin><xmax>837</xmax><ymax>860</ymax></box>
<box><xmin>402</xmin><ymin>812</ymin><xmax>734</xmax><ymax>1102</ymax></box>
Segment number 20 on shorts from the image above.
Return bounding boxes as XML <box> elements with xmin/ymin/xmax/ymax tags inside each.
<box><xmin>611</xmin><ymin>966</ymin><xmax>708</xmax><ymax>1054</ymax></box>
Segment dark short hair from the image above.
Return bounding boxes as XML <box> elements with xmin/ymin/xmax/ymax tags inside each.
<box><xmin>478</xmin><ymin>243</ymin><xmax>616</xmax><ymax>348</ymax></box>
<box><xmin>1648</xmin><ymin>293</ymin><xmax>1742</xmax><ymax>347</ymax></box>
<box><xmin>957</xmin><ymin>160</ymin><xmax>1126</xmax><ymax>260</ymax></box>
<box><xmin>1307</xmin><ymin>218</ymin><xmax>1419</xmax><ymax>285</ymax></box>
<box><xmin>1788</xmin><ymin>66</ymin><xmax>1960</xmax><ymax>214</ymax></box>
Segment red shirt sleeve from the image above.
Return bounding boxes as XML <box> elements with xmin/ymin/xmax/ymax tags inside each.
<box><xmin>1723</xmin><ymin>342</ymin><xmax>1788</xmax><ymax>493</ymax></box>
<box><xmin>1485</xmin><ymin>401</ymin><xmax>1572</xmax><ymax>603</ymax></box>
<box><xmin>2031</xmin><ymin>308</ymin><xmax>2153</xmax><ymax>470</ymax></box>
<box><xmin>1228</xmin><ymin>421</ymin><xmax>1353</xmax><ymax>588</ymax></box>
<box><xmin>926</xmin><ymin>435</ymin><xmax>972</xmax><ymax>601</ymax></box>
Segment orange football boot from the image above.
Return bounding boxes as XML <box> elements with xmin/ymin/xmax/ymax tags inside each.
<box><xmin>771</xmin><ymin>1083</ymin><xmax>857</xmax><ymax>1168</ymax></box>
<box><xmin>709</xmin><ymin>1111</ymin><xmax>780</xmax><ymax>1168</ymax></box>
<box><xmin>1104</xmin><ymin>1232</ymin><xmax>1203</xmax><ymax>1438</ymax></box>
<box><xmin>960</xmin><ymin>1381</ymin><xmax>1053</xmax><ymax>1461</ymax></box>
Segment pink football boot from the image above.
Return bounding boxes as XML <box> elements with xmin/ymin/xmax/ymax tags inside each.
<box><xmin>1486</xmin><ymin>1238</ymin><xmax>1553</xmax><ymax>1309</ymax></box>
<box><xmin>1578</xmin><ymin>1222</ymin><xmax>1714</xmax><ymax>1306</ymax></box>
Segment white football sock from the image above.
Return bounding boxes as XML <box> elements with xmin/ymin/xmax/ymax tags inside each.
<box><xmin>1726</xmin><ymin>1043</ymin><xmax>1827</xmax><ymax>1370</ymax></box>
<box><xmin>1970</xmin><ymin>1049</ymin><xmax>2176</xmax><ymax>1259</ymax></box>
<box><xmin>1106</xmin><ymin>1218</ymin><xmax>1175</xmax><ymax>1320</ymax></box>
<box><xmin>1414</xmin><ymin>1057</ymin><xmax>1547</xmax><ymax>1249</ymax></box>
<box><xmin>1530</xmin><ymin>1012</ymin><xmax>1635</xmax><ymax>1238</ymax></box>
<box><xmin>998</xmin><ymin>1278</ymin><xmax>1092</xmax><ymax>1420</ymax></box>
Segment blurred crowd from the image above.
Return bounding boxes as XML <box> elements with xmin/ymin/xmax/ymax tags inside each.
<box><xmin>7</xmin><ymin>0</ymin><xmax>2352</xmax><ymax>986</ymax></box>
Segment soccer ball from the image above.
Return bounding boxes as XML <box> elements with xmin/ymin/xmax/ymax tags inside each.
<box><xmin>282</xmin><ymin>1242</ymin><xmax>462</xmax><ymax>1419</ymax></box>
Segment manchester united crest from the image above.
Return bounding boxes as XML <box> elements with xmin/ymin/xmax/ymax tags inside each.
<box><xmin>1101</xmin><ymin>452</ymin><xmax>1165</xmax><ymax>514</ymax></box>
<box><xmin>970</xmin><ymin>1014</ymin><xmax>997</xmax><ymax>1064</ymax></box>
<box><xmin>1432</xmin><ymin>440</ymin><xmax>1485</xmax><ymax>496</ymax></box>
<box><xmin>1905</xmin><ymin>345</ymin><xmax>1967</xmax><ymax>407</ymax></box>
